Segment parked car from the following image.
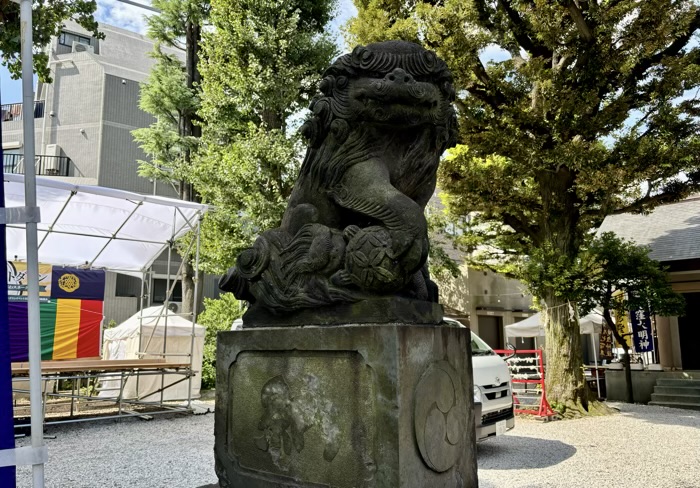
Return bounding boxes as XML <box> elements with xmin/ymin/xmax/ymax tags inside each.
<box><xmin>444</xmin><ymin>318</ymin><xmax>515</xmax><ymax>440</ymax></box>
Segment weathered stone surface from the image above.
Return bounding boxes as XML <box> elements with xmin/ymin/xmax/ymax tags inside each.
<box><xmin>219</xmin><ymin>41</ymin><xmax>458</xmax><ymax>326</ymax></box>
<box><xmin>214</xmin><ymin>324</ymin><xmax>478</xmax><ymax>487</ymax></box>
<box><xmin>241</xmin><ymin>296</ymin><xmax>444</xmax><ymax>327</ymax></box>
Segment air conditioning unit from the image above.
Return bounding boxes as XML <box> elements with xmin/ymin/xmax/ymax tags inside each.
<box><xmin>167</xmin><ymin>302</ymin><xmax>182</xmax><ymax>314</ymax></box>
<box><xmin>71</xmin><ymin>41</ymin><xmax>94</xmax><ymax>54</ymax></box>
<box><xmin>44</xmin><ymin>144</ymin><xmax>63</xmax><ymax>175</ymax></box>
<box><xmin>45</xmin><ymin>144</ymin><xmax>62</xmax><ymax>157</ymax></box>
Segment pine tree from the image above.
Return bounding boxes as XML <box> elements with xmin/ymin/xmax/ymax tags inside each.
<box><xmin>348</xmin><ymin>1</ymin><xmax>700</xmax><ymax>415</ymax></box>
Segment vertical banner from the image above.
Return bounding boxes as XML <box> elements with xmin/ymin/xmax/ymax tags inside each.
<box><xmin>612</xmin><ymin>291</ymin><xmax>631</xmax><ymax>348</ymax></box>
<box><xmin>630</xmin><ymin>308</ymin><xmax>654</xmax><ymax>353</ymax></box>
<box><xmin>599</xmin><ymin>326</ymin><xmax>614</xmax><ymax>359</ymax></box>
<box><xmin>0</xmin><ymin>101</ymin><xmax>17</xmax><ymax>485</ymax></box>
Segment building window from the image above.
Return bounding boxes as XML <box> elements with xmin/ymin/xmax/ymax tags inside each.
<box><xmin>58</xmin><ymin>31</ymin><xmax>92</xmax><ymax>47</ymax></box>
<box><xmin>115</xmin><ymin>274</ymin><xmax>141</xmax><ymax>298</ymax></box>
<box><xmin>152</xmin><ymin>279</ymin><xmax>182</xmax><ymax>304</ymax></box>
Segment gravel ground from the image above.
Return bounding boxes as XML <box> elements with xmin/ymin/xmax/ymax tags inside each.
<box><xmin>479</xmin><ymin>403</ymin><xmax>700</xmax><ymax>488</ymax></box>
<box><xmin>15</xmin><ymin>407</ymin><xmax>219</xmax><ymax>488</ymax></box>
<box><xmin>14</xmin><ymin>402</ymin><xmax>700</xmax><ymax>487</ymax></box>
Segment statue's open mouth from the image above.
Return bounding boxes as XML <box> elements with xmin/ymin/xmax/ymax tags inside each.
<box><xmin>360</xmin><ymin>80</ymin><xmax>441</xmax><ymax>108</ymax></box>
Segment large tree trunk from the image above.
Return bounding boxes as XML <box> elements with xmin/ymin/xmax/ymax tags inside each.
<box><xmin>543</xmin><ymin>293</ymin><xmax>616</xmax><ymax>417</ymax></box>
<box><xmin>181</xmin><ymin>260</ymin><xmax>203</xmax><ymax>316</ymax></box>
<box><xmin>543</xmin><ymin>293</ymin><xmax>590</xmax><ymax>416</ymax></box>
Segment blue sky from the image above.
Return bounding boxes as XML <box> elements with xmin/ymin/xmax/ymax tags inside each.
<box><xmin>0</xmin><ymin>0</ymin><xmax>359</xmax><ymax>105</ymax></box>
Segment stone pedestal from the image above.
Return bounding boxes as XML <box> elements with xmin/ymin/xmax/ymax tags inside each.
<box><xmin>214</xmin><ymin>324</ymin><xmax>478</xmax><ymax>487</ymax></box>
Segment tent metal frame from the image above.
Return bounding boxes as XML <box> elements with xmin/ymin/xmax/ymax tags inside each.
<box><xmin>8</xmin><ymin>206</ymin><xmax>205</xmax><ymax>428</ymax></box>
<box><xmin>6</xmin><ymin>177</ymin><xmax>207</xmax><ymax>444</ymax></box>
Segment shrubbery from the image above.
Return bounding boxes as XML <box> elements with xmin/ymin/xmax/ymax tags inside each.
<box><xmin>197</xmin><ymin>293</ymin><xmax>243</xmax><ymax>389</ymax></box>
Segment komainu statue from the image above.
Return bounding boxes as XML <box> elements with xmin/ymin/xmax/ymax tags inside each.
<box><xmin>220</xmin><ymin>40</ymin><xmax>457</xmax><ymax>326</ymax></box>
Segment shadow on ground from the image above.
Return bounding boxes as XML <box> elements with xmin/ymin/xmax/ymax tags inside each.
<box><xmin>477</xmin><ymin>435</ymin><xmax>576</xmax><ymax>470</ymax></box>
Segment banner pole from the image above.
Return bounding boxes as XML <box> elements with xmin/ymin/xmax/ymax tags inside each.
<box><xmin>19</xmin><ymin>0</ymin><xmax>47</xmax><ymax>485</ymax></box>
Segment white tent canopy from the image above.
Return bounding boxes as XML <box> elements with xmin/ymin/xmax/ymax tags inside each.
<box><xmin>505</xmin><ymin>311</ymin><xmax>604</xmax><ymax>338</ymax></box>
<box><xmin>4</xmin><ymin>174</ymin><xmax>208</xmax><ymax>274</ymax></box>
<box><xmin>101</xmin><ymin>306</ymin><xmax>205</xmax><ymax>401</ymax></box>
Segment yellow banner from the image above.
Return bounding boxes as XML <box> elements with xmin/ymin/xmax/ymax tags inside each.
<box><xmin>613</xmin><ymin>291</ymin><xmax>631</xmax><ymax>348</ymax></box>
<box><xmin>52</xmin><ymin>299</ymin><xmax>82</xmax><ymax>360</ymax></box>
<box><xmin>7</xmin><ymin>261</ymin><xmax>52</xmax><ymax>298</ymax></box>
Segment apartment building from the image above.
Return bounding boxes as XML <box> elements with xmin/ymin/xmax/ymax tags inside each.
<box><xmin>1</xmin><ymin>21</ymin><xmax>219</xmax><ymax>324</ymax></box>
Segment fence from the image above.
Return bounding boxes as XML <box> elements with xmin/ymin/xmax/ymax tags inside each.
<box><xmin>494</xmin><ymin>348</ymin><xmax>555</xmax><ymax>419</ymax></box>
<box><xmin>3</xmin><ymin>154</ymin><xmax>71</xmax><ymax>177</ymax></box>
<box><xmin>0</xmin><ymin>100</ymin><xmax>44</xmax><ymax>122</ymax></box>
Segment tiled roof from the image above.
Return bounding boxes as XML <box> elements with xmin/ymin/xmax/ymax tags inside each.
<box><xmin>598</xmin><ymin>196</ymin><xmax>700</xmax><ymax>262</ymax></box>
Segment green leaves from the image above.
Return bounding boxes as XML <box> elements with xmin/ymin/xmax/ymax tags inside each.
<box><xmin>193</xmin><ymin>0</ymin><xmax>337</xmax><ymax>272</ymax></box>
<box><xmin>1</xmin><ymin>0</ymin><xmax>102</xmax><ymax>82</ymax></box>
<box><xmin>197</xmin><ymin>293</ymin><xmax>243</xmax><ymax>389</ymax></box>
<box><xmin>191</xmin><ymin>127</ymin><xmax>302</xmax><ymax>272</ymax></box>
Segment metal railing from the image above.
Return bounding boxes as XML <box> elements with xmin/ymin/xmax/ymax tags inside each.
<box><xmin>3</xmin><ymin>154</ymin><xmax>71</xmax><ymax>176</ymax></box>
<box><xmin>0</xmin><ymin>100</ymin><xmax>45</xmax><ymax>122</ymax></box>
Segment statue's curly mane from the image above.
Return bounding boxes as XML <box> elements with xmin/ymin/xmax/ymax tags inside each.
<box><xmin>298</xmin><ymin>42</ymin><xmax>458</xmax><ymax>194</ymax></box>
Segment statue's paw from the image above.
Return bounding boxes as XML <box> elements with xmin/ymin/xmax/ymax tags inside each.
<box><xmin>218</xmin><ymin>266</ymin><xmax>255</xmax><ymax>302</ymax></box>
<box><xmin>331</xmin><ymin>269</ymin><xmax>353</xmax><ymax>287</ymax></box>
<box><xmin>343</xmin><ymin>225</ymin><xmax>361</xmax><ymax>241</ymax></box>
<box><xmin>389</xmin><ymin>230</ymin><xmax>417</xmax><ymax>259</ymax></box>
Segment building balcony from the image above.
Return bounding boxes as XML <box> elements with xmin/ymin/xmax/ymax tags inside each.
<box><xmin>1</xmin><ymin>101</ymin><xmax>45</xmax><ymax>123</ymax></box>
<box><xmin>3</xmin><ymin>154</ymin><xmax>71</xmax><ymax>177</ymax></box>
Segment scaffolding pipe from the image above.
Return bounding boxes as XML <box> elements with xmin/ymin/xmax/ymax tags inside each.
<box><xmin>160</xmin><ymin>214</ymin><xmax>175</xmax><ymax>406</ymax></box>
<box><xmin>135</xmin><ymin>271</ymin><xmax>146</xmax><ymax>398</ymax></box>
<box><xmin>187</xmin><ymin>214</ymin><xmax>202</xmax><ymax>408</ymax></box>
<box><xmin>19</xmin><ymin>0</ymin><xmax>46</xmax><ymax>484</ymax></box>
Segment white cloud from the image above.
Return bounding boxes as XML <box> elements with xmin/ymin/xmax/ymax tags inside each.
<box><xmin>96</xmin><ymin>0</ymin><xmax>155</xmax><ymax>35</ymax></box>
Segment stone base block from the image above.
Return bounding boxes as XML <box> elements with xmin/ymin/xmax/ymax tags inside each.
<box><xmin>214</xmin><ymin>324</ymin><xmax>478</xmax><ymax>487</ymax></box>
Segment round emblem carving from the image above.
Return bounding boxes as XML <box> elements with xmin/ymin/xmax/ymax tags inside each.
<box><xmin>58</xmin><ymin>273</ymin><xmax>80</xmax><ymax>293</ymax></box>
<box><xmin>414</xmin><ymin>360</ymin><xmax>466</xmax><ymax>472</ymax></box>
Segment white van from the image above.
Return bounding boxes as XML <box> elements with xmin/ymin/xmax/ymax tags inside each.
<box><xmin>445</xmin><ymin>318</ymin><xmax>515</xmax><ymax>440</ymax></box>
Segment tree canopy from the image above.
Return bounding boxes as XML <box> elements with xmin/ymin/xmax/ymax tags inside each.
<box><xmin>1</xmin><ymin>0</ymin><xmax>101</xmax><ymax>81</ymax></box>
<box><xmin>191</xmin><ymin>0</ymin><xmax>337</xmax><ymax>273</ymax></box>
<box><xmin>349</xmin><ymin>0</ymin><xmax>700</xmax><ymax>415</ymax></box>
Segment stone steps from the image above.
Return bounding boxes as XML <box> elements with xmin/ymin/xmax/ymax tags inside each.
<box><xmin>648</xmin><ymin>401</ymin><xmax>700</xmax><ymax>411</ymax></box>
<box><xmin>650</xmin><ymin>393</ymin><xmax>700</xmax><ymax>404</ymax></box>
<box><xmin>650</xmin><ymin>377</ymin><xmax>700</xmax><ymax>411</ymax></box>
<box><xmin>653</xmin><ymin>385</ymin><xmax>700</xmax><ymax>396</ymax></box>
<box><xmin>656</xmin><ymin>378</ymin><xmax>700</xmax><ymax>387</ymax></box>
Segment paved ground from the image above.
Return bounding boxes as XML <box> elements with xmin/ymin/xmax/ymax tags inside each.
<box><xmin>14</xmin><ymin>402</ymin><xmax>700</xmax><ymax>487</ymax></box>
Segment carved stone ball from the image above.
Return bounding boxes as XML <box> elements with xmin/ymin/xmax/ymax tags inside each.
<box><xmin>344</xmin><ymin>226</ymin><xmax>405</xmax><ymax>293</ymax></box>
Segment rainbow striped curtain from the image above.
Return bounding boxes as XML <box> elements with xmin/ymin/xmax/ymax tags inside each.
<box><xmin>9</xmin><ymin>300</ymin><xmax>103</xmax><ymax>362</ymax></box>
<box><xmin>8</xmin><ymin>267</ymin><xmax>105</xmax><ymax>362</ymax></box>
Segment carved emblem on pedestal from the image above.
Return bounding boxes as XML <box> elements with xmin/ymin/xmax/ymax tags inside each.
<box><xmin>414</xmin><ymin>361</ymin><xmax>466</xmax><ymax>472</ymax></box>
